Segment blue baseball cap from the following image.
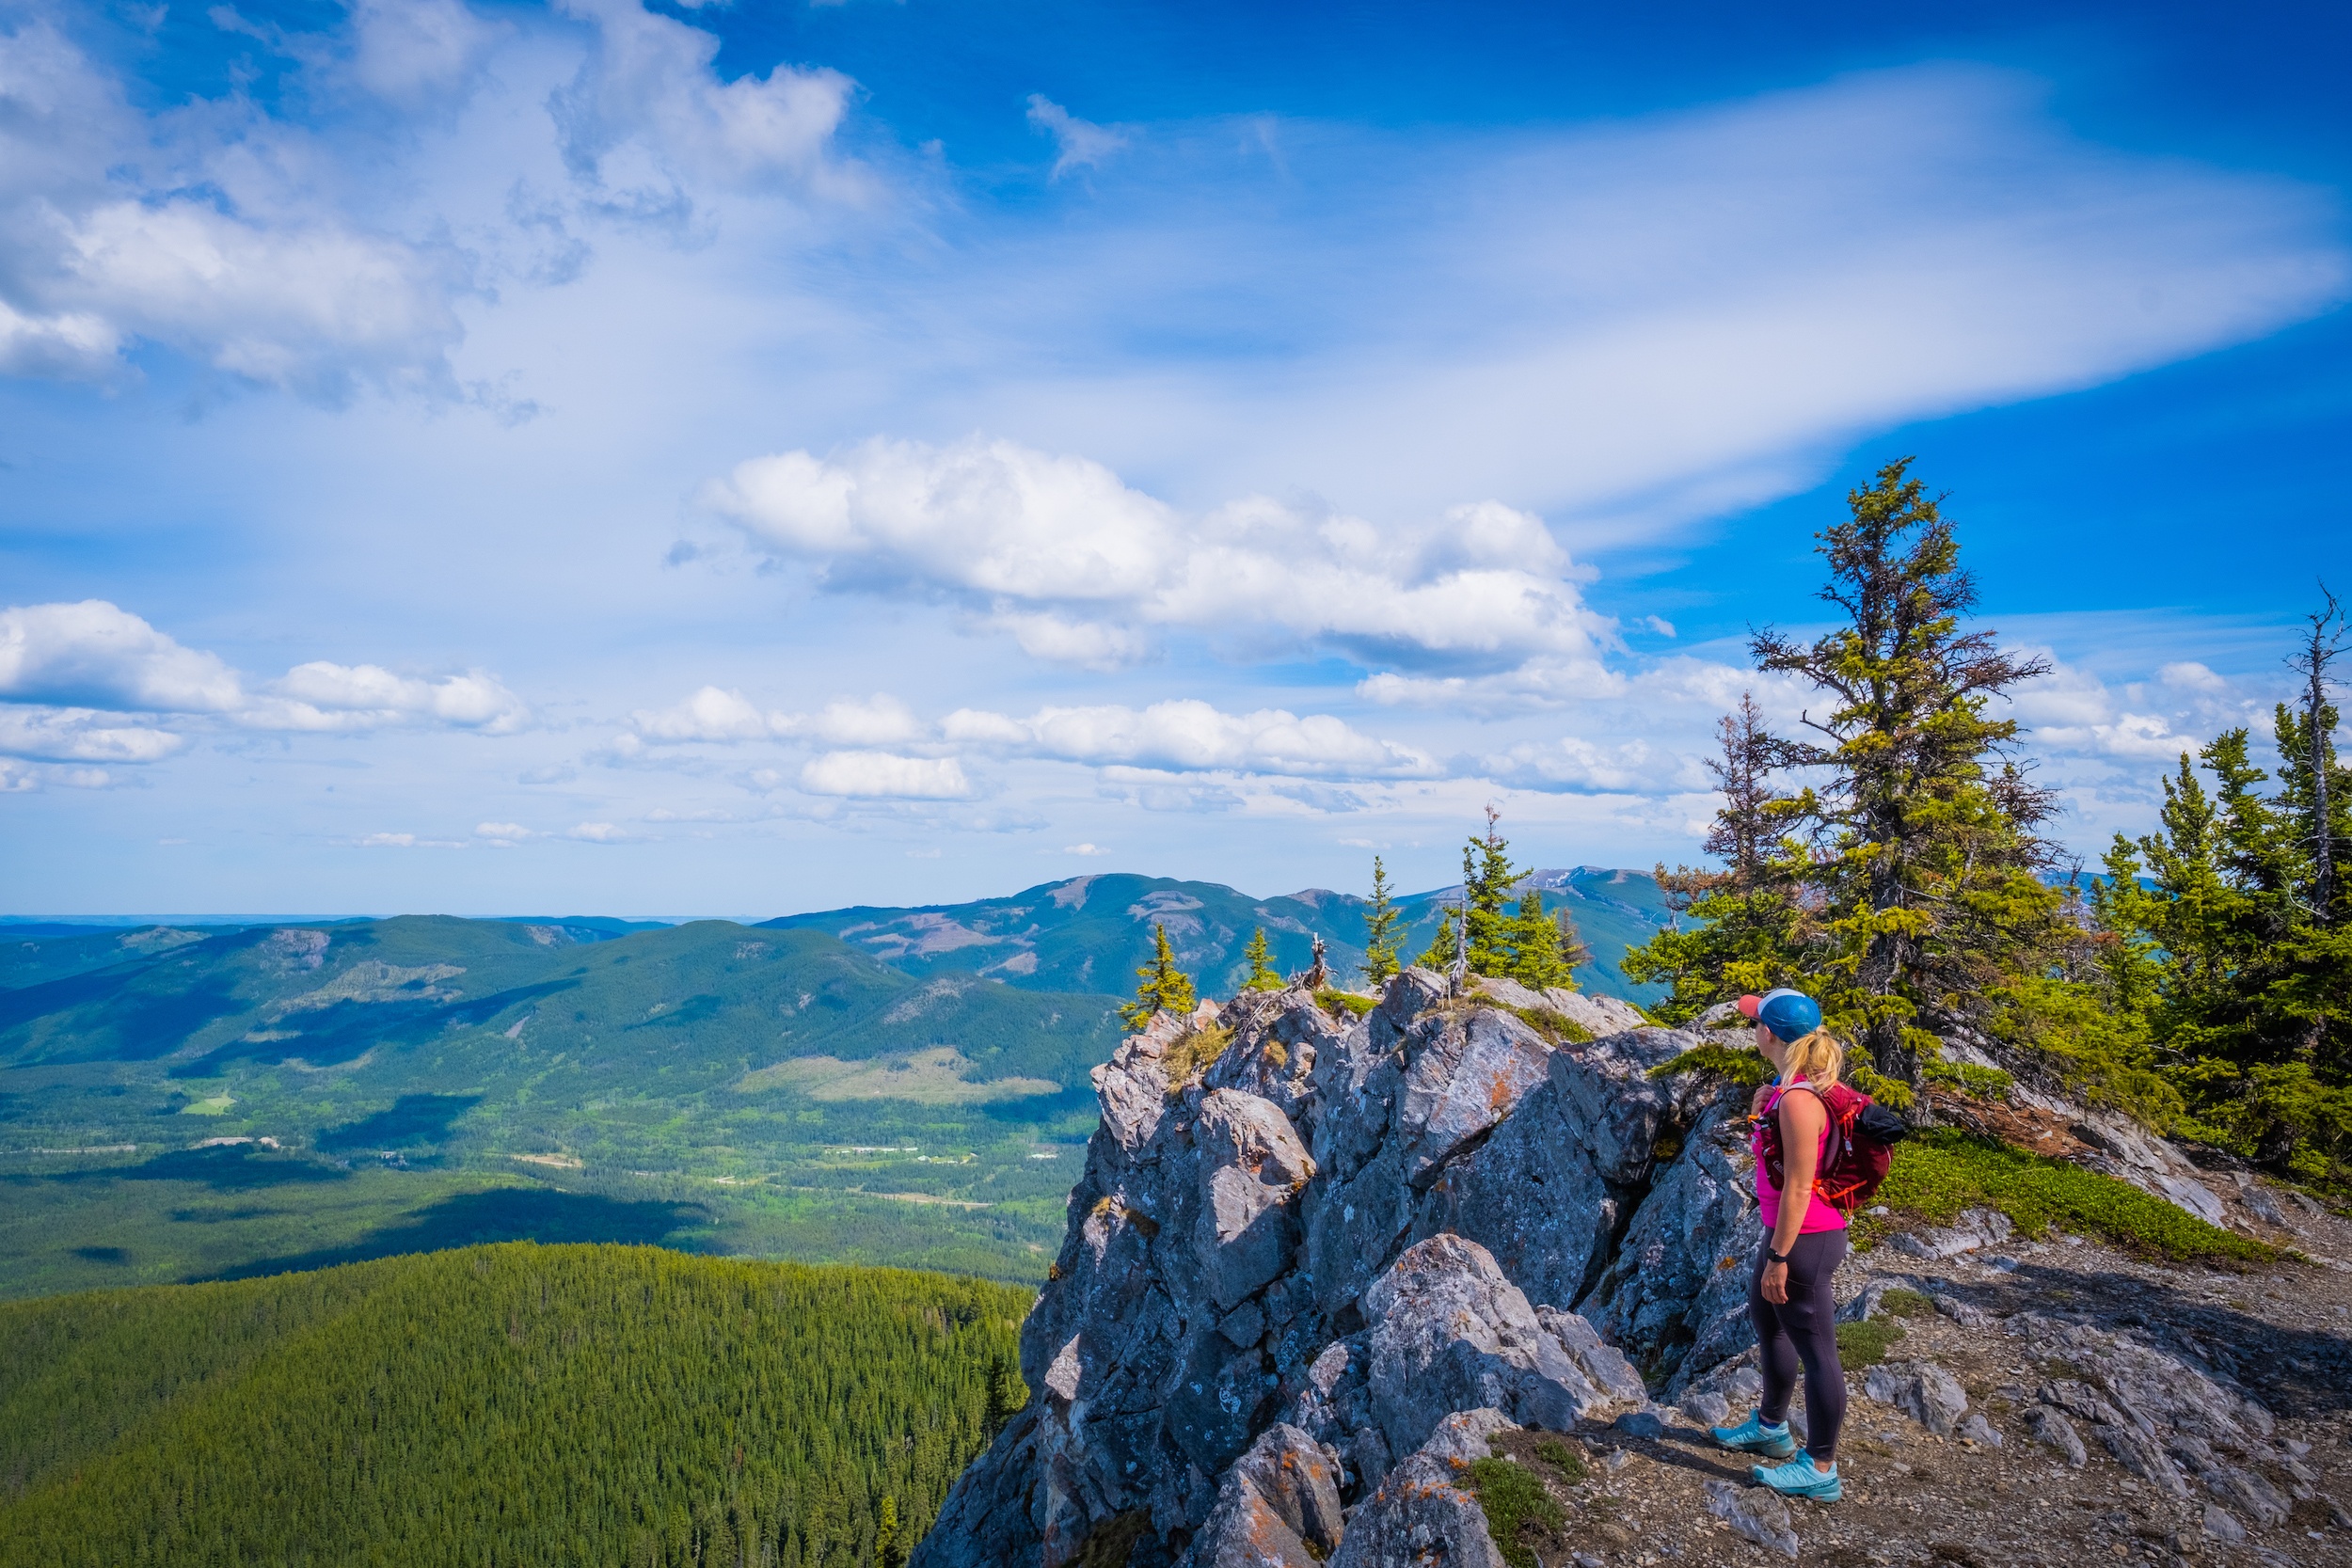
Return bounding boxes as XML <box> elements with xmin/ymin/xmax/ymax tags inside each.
<box><xmin>1737</xmin><ymin>988</ymin><xmax>1821</xmax><ymax>1042</ymax></box>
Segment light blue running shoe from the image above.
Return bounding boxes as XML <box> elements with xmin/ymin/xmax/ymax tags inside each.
<box><xmin>1709</xmin><ymin>1411</ymin><xmax>1798</xmax><ymax>1460</ymax></box>
<box><xmin>1752</xmin><ymin>1455</ymin><xmax>1842</xmax><ymax>1503</ymax></box>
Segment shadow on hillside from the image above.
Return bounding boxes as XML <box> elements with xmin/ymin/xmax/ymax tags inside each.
<box><xmin>28</xmin><ymin>1145</ymin><xmax>357</xmax><ymax>1191</ymax></box>
<box><xmin>201</xmin><ymin>1187</ymin><xmax>712</xmax><ymax>1281</ymax></box>
<box><xmin>315</xmin><ymin>1093</ymin><xmax>483</xmax><ymax>1152</ymax></box>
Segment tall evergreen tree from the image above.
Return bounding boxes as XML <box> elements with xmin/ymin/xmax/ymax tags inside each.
<box><xmin>1462</xmin><ymin>805</ymin><xmax>1523</xmax><ymax>977</ymax></box>
<box><xmin>1120</xmin><ymin>923</ymin><xmax>1198</xmax><ymax>1030</ymax></box>
<box><xmin>1504</xmin><ymin>891</ymin><xmax>1586</xmax><ymax>990</ymax></box>
<box><xmin>1359</xmin><ymin>856</ymin><xmax>1405</xmax><ymax>985</ymax></box>
<box><xmin>1240</xmin><ymin>927</ymin><xmax>1283</xmax><ymax>990</ymax></box>
<box><xmin>1748</xmin><ymin>457</ymin><xmax>2062</xmax><ymax>1085</ymax></box>
<box><xmin>1626</xmin><ymin>693</ymin><xmax>1820</xmax><ymax>1022</ymax></box>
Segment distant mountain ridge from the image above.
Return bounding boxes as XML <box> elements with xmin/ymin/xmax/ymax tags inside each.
<box><xmin>762</xmin><ymin>865</ymin><xmax>1673</xmax><ymax>1003</ymax></box>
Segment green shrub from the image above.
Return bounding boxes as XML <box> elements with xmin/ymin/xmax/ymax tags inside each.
<box><xmin>1316</xmin><ymin>989</ymin><xmax>1377</xmax><ymax>1021</ymax></box>
<box><xmin>1922</xmin><ymin>1059</ymin><xmax>2015</xmax><ymax>1100</ymax></box>
<box><xmin>1530</xmin><ymin>1437</ymin><xmax>1586</xmax><ymax>1480</ymax></box>
<box><xmin>1835</xmin><ymin>1317</ymin><xmax>1904</xmax><ymax>1370</ymax></box>
<box><xmin>1502</xmin><ymin>1003</ymin><xmax>1594</xmax><ymax>1045</ymax></box>
<box><xmin>1877</xmin><ymin>1288</ymin><xmax>1935</xmax><ymax>1319</ymax></box>
<box><xmin>1847</xmin><ymin>1061</ymin><xmax>1916</xmax><ymax>1112</ymax></box>
<box><xmin>1463</xmin><ymin>1457</ymin><xmax>1565</xmax><ymax>1568</ymax></box>
<box><xmin>1645</xmin><ymin>1043</ymin><xmax>1770</xmax><ymax>1088</ymax></box>
<box><xmin>1876</xmin><ymin>1130</ymin><xmax>2275</xmax><ymax>1265</ymax></box>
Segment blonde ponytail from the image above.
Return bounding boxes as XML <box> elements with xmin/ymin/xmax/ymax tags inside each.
<box><xmin>1779</xmin><ymin>1027</ymin><xmax>1844</xmax><ymax>1090</ymax></box>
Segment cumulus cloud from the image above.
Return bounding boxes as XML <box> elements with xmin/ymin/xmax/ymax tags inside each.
<box><xmin>707</xmin><ymin>436</ymin><xmax>1612</xmax><ymax>672</ymax></box>
<box><xmin>0</xmin><ymin>17</ymin><xmax>470</xmax><ymax>399</ymax></box>
<box><xmin>628</xmin><ymin>688</ymin><xmax>923</xmax><ymax>745</ymax></box>
<box><xmin>1025</xmin><ymin>95</ymin><xmax>1133</xmax><ymax>180</ymax></box>
<box><xmin>799</xmin><ymin>751</ymin><xmax>971</xmax><ymax>799</ymax></box>
<box><xmin>548</xmin><ymin>0</ymin><xmax>859</xmax><ymax>199</ymax></box>
<box><xmin>568</xmin><ymin>820</ymin><xmax>630</xmax><ymax>841</ymax></box>
<box><xmin>0</xmin><ymin>601</ymin><xmax>530</xmax><ymax>760</ymax></box>
<box><xmin>475</xmin><ymin>820</ymin><xmax>533</xmax><ymax>843</ymax></box>
<box><xmin>944</xmin><ymin>698</ymin><xmax>1439</xmax><ymax>779</ymax></box>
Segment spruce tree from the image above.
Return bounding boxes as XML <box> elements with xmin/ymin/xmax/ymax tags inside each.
<box><xmin>1624</xmin><ymin>694</ymin><xmax>1820</xmax><ymax>1022</ymax></box>
<box><xmin>1120</xmin><ymin>923</ymin><xmax>1198</xmax><ymax>1030</ymax></box>
<box><xmin>1359</xmin><ymin>856</ymin><xmax>1404</xmax><ymax>985</ymax></box>
<box><xmin>1240</xmin><ymin>927</ymin><xmax>1283</xmax><ymax>990</ymax></box>
<box><xmin>1504</xmin><ymin>891</ymin><xmax>1580</xmax><ymax>990</ymax></box>
<box><xmin>1461</xmin><ymin>805</ymin><xmax>1523</xmax><ymax>977</ymax></box>
<box><xmin>1747</xmin><ymin>457</ymin><xmax>2062</xmax><ymax>1086</ymax></box>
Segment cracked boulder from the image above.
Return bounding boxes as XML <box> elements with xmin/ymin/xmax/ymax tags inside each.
<box><xmin>1360</xmin><ymin>1234</ymin><xmax>1622</xmax><ymax>1463</ymax></box>
<box><xmin>1181</xmin><ymin>1422</ymin><xmax>1344</xmax><ymax>1568</ymax></box>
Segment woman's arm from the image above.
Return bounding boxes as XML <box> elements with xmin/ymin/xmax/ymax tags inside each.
<box><xmin>1760</xmin><ymin>1086</ymin><xmax>1826</xmax><ymax>1306</ymax></box>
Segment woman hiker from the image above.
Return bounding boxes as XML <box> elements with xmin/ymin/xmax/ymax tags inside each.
<box><xmin>1710</xmin><ymin>986</ymin><xmax>1850</xmax><ymax>1503</ymax></box>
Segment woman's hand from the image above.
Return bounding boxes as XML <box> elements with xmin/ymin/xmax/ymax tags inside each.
<box><xmin>1761</xmin><ymin>1259</ymin><xmax>1790</xmax><ymax>1305</ymax></box>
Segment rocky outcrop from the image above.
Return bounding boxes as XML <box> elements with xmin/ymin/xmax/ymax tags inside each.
<box><xmin>913</xmin><ymin>974</ymin><xmax>1768</xmax><ymax>1568</ymax></box>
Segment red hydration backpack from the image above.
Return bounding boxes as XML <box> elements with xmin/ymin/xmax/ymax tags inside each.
<box><xmin>1757</xmin><ymin>1080</ymin><xmax>1912</xmax><ymax>1215</ymax></box>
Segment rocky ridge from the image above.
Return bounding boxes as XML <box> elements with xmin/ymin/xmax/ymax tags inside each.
<box><xmin>913</xmin><ymin>973</ymin><xmax>2352</xmax><ymax>1568</ymax></box>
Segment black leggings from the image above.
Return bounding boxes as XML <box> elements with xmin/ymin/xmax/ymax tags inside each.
<box><xmin>1748</xmin><ymin>1227</ymin><xmax>1848</xmax><ymax>1463</ymax></box>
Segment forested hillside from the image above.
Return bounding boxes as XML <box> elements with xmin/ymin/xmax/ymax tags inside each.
<box><xmin>0</xmin><ymin>1243</ymin><xmax>1028</xmax><ymax>1568</ymax></box>
<box><xmin>0</xmin><ymin>918</ymin><xmax>1119</xmax><ymax>1297</ymax></box>
<box><xmin>4</xmin><ymin>876</ymin><xmax>1669</xmax><ymax>1300</ymax></box>
<box><xmin>762</xmin><ymin>865</ymin><xmax>1673</xmax><ymax>1002</ymax></box>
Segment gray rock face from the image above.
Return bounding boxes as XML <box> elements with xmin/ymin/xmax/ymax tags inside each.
<box><xmin>1412</xmin><ymin>1025</ymin><xmax>1695</xmax><ymax>1314</ymax></box>
<box><xmin>1583</xmin><ymin>1086</ymin><xmax>1763</xmax><ymax>1392</ymax></box>
<box><xmin>1886</xmin><ymin>1207</ymin><xmax>2013</xmax><ymax>1259</ymax></box>
<box><xmin>914</xmin><ymin>978</ymin><xmax>1787</xmax><ymax>1568</ymax></box>
<box><xmin>1326</xmin><ymin>1411</ymin><xmax>1514</xmax><ymax>1568</ymax></box>
<box><xmin>1360</xmin><ymin>1235</ymin><xmax>1620</xmax><ymax>1462</ymax></box>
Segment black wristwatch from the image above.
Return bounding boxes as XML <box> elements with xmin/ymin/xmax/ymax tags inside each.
<box><xmin>1764</xmin><ymin>1246</ymin><xmax>1791</xmax><ymax>1264</ymax></box>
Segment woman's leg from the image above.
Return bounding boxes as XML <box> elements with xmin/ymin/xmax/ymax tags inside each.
<box><xmin>1747</xmin><ymin>1245</ymin><xmax>1802</xmax><ymax>1426</ymax></box>
<box><xmin>1775</xmin><ymin>1229</ymin><xmax>1850</xmax><ymax>1464</ymax></box>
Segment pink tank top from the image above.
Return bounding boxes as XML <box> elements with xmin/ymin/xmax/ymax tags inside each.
<box><xmin>1753</xmin><ymin>1080</ymin><xmax>1848</xmax><ymax>1234</ymax></box>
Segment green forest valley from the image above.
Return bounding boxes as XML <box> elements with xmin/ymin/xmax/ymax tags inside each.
<box><xmin>0</xmin><ymin>1243</ymin><xmax>1028</xmax><ymax>1568</ymax></box>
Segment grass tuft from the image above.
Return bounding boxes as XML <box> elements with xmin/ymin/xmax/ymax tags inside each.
<box><xmin>1502</xmin><ymin>1004</ymin><xmax>1594</xmax><ymax>1045</ymax></box>
<box><xmin>1530</xmin><ymin>1437</ymin><xmax>1586</xmax><ymax>1480</ymax></box>
<box><xmin>1646</xmin><ymin>1042</ymin><xmax>1771</xmax><ymax>1088</ymax></box>
<box><xmin>1160</xmin><ymin>1025</ymin><xmax>1233</xmax><ymax>1094</ymax></box>
<box><xmin>1836</xmin><ymin>1316</ymin><xmax>1905</xmax><ymax>1370</ymax></box>
<box><xmin>1463</xmin><ymin>1457</ymin><xmax>1565</xmax><ymax>1568</ymax></box>
<box><xmin>1878</xmin><ymin>1288</ymin><xmax>1935</xmax><ymax>1319</ymax></box>
<box><xmin>1871</xmin><ymin>1130</ymin><xmax>2276</xmax><ymax>1266</ymax></box>
<box><xmin>1316</xmin><ymin>989</ymin><xmax>1377</xmax><ymax>1021</ymax></box>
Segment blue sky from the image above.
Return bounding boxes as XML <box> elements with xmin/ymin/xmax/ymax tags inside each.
<box><xmin>1</xmin><ymin>0</ymin><xmax>2346</xmax><ymax>916</ymax></box>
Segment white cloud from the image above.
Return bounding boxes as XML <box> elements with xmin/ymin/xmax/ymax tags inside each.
<box><xmin>0</xmin><ymin>602</ymin><xmax>530</xmax><ymax>758</ymax></box>
<box><xmin>0</xmin><ymin>707</ymin><xmax>183</xmax><ymax>764</ymax></box>
<box><xmin>799</xmin><ymin>751</ymin><xmax>971</xmax><ymax>799</ymax></box>
<box><xmin>568</xmin><ymin>820</ymin><xmax>630</xmax><ymax>841</ymax></box>
<box><xmin>347</xmin><ymin>0</ymin><xmax>503</xmax><ymax>103</ymax></box>
<box><xmin>707</xmin><ymin>437</ymin><xmax>1613</xmax><ymax>672</ymax></box>
<box><xmin>944</xmin><ymin>698</ymin><xmax>1439</xmax><ymax>780</ymax></box>
<box><xmin>1025</xmin><ymin>95</ymin><xmax>1133</xmax><ymax>180</ymax></box>
<box><xmin>1064</xmin><ymin>841</ymin><xmax>1110</xmax><ymax>856</ymax></box>
<box><xmin>632</xmin><ymin>685</ymin><xmax>775</xmax><ymax>741</ymax></box>
<box><xmin>1479</xmin><ymin>736</ymin><xmax>1707</xmax><ymax>796</ymax></box>
<box><xmin>548</xmin><ymin>0</ymin><xmax>859</xmax><ymax>198</ymax></box>
<box><xmin>628</xmin><ymin>688</ymin><xmax>924</xmax><ymax>744</ymax></box>
<box><xmin>357</xmin><ymin>831</ymin><xmax>465</xmax><ymax>847</ymax></box>
<box><xmin>251</xmin><ymin>663</ymin><xmax>531</xmax><ymax>734</ymax></box>
<box><xmin>475</xmin><ymin>820</ymin><xmax>534</xmax><ymax>843</ymax></box>
<box><xmin>0</xmin><ymin>601</ymin><xmax>243</xmax><ymax>712</ymax></box>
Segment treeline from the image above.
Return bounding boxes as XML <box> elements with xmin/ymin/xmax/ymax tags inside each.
<box><xmin>1624</xmin><ymin>458</ymin><xmax>2348</xmax><ymax>1190</ymax></box>
<box><xmin>0</xmin><ymin>1243</ymin><xmax>1029</xmax><ymax>1567</ymax></box>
